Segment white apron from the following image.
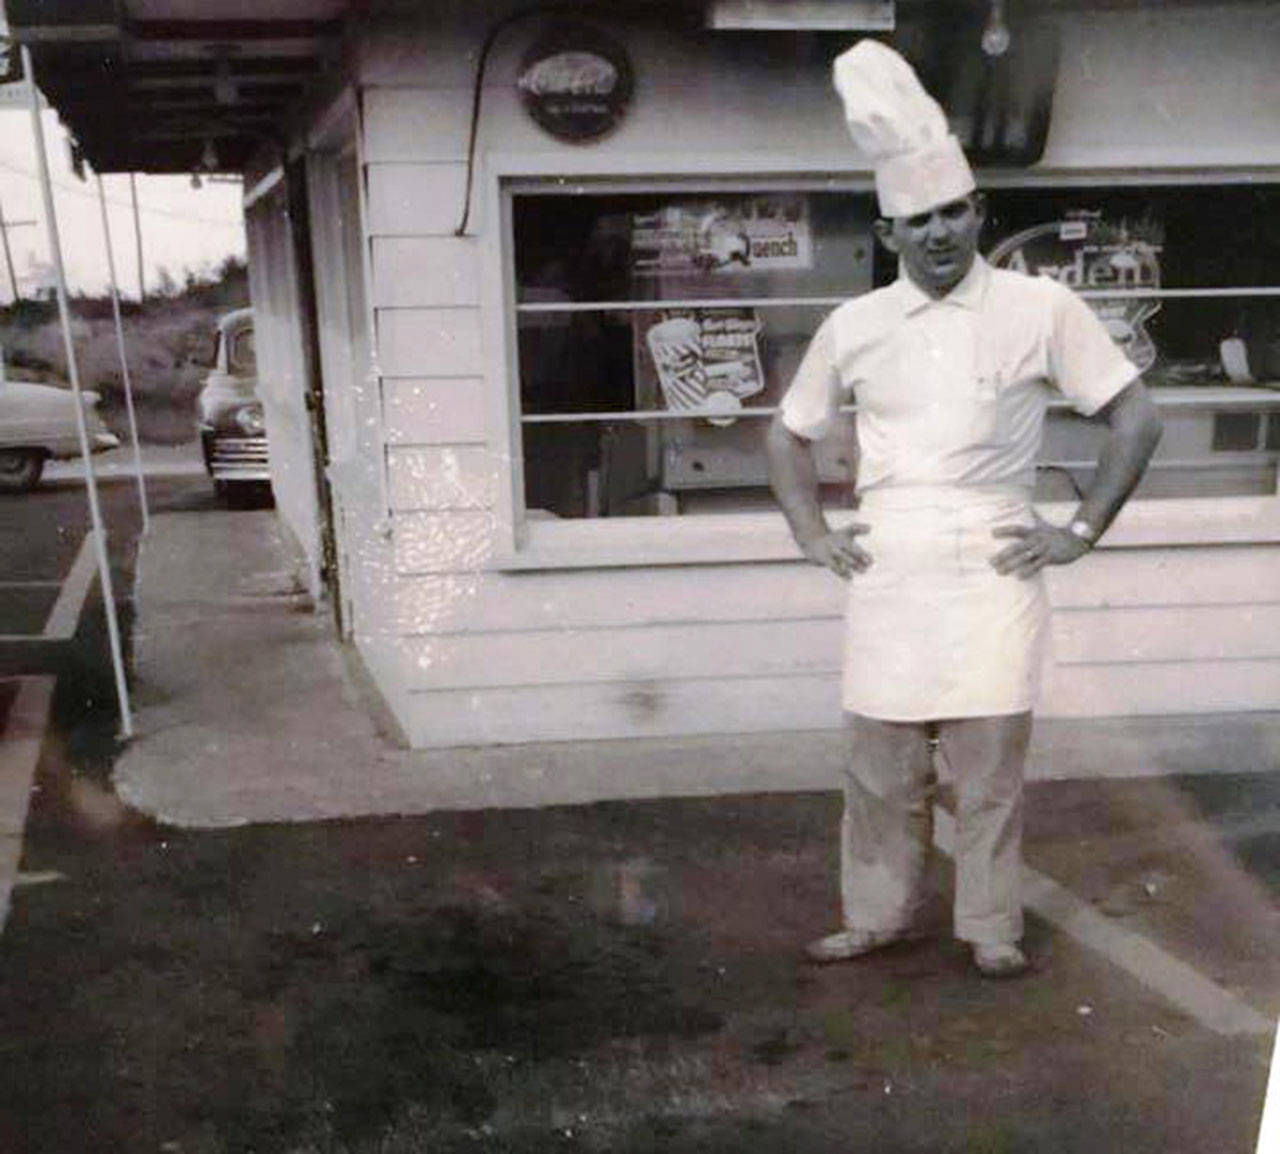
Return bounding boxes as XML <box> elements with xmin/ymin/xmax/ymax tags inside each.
<box><xmin>842</xmin><ymin>485</ymin><xmax>1049</xmax><ymax>720</ymax></box>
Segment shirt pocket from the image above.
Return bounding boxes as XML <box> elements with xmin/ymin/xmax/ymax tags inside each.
<box><xmin>968</xmin><ymin>368</ymin><xmax>1006</xmax><ymax>446</ymax></box>
<box><xmin>970</xmin><ymin>330</ymin><xmax>1043</xmax><ymax>448</ymax></box>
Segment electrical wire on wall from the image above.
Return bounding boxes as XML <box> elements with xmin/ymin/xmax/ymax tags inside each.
<box><xmin>455</xmin><ymin>2</ymin><xmax>682</xmax><ymax>236</ymax></box>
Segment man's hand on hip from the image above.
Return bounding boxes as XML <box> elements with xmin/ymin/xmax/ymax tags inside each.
<box><xmin>989</xmin><ymin>515</ymin><xmax>1089</xmax><ymax>578</ymax></box>
<box><xmin>799</xmin><ymin>524</ymin><xmax>872</xmax><ymax>579</ymax></box>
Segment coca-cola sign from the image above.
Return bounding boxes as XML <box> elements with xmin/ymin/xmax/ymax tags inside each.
<box><xmin>517</xmin><ymin>25</ymin><xmax>633</xmax><ymax>143</ymax></box>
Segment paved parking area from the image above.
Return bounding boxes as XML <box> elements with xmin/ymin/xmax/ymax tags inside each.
<box><xmin>1</xmin><ymin>770</ymin><xmax>1276</xmax><ymax>1153</ymax></box>
<box><xmin>0</xmin><ymin>490</ymin><xmax>1275</xmax><ymax>1152</ymax></box>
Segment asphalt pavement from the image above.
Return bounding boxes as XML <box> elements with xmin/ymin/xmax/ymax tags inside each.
<box><xmin>0</xmin><ymin>457</ymin><xmax>1276</xmax><ymax>1153</ymax></box>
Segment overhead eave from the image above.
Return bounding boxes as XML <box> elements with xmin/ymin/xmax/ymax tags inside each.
<box><xmin>3</xmin><ymin>0</ymin><xmax>354</xmax><ymax>173</ymax></box>
<box><xmin>5</xmin><ymin>0</ymin><xmax>1269</xmax><ymax>175</ymax></box>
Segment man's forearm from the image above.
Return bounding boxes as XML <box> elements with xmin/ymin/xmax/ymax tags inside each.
<box><xmin>766</xmin><ymin>416</ymin><xmax>829</xmax><ymax>545</ymax></box>
<box><xmin>1075</xmin><ymin>382</ymin><xmax>1163</xmax><ymax>538</ymax></box>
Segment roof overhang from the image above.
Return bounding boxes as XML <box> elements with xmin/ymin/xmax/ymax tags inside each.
<box><xmin>3</xmin><ymin>0</ymin><xmax>355</xmax><ymax>173</ymax></box>
<box><xmin>3</xmin><ymin>0</ymin><xmax>1265</xmax><ymax>175</ymax></box>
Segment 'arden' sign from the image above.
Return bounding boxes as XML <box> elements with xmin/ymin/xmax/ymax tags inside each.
<box><xmin>989</xmin><ymin>212</ymin><xmax>1164</xmax><ymax>372</ymax></box>
<box><xmin>517</xmin><ymin>25</ymin><xmax>633</xmax><ymax>143</ymax></box>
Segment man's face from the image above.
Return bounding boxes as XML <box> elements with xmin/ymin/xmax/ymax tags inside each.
<box><xmin>876</xmin><ymin>194</ymin><xmax>985</xmax><ymax>297</ymax></box>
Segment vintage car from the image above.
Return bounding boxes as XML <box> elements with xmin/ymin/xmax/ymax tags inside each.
<box><xmin>196</xmin><ymin>308</ymin><xmax>270</xmax><ymax>499</ymax></box>
<box><xmin>0</xmin><ymin>372</ymin><xmax>120</xmax><ymax>493</ymax></box>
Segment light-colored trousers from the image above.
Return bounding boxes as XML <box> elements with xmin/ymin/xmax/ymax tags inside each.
<box><xmin>840</xmin><ymin>710</ymin><xmax>1032</xmax><ymax>946</ymax></box>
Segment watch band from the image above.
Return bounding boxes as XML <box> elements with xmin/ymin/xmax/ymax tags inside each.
<box><xmin>1068</xmin><ymin>518</ymin><xmax>1099</xmax><ymax>547</ymax></box>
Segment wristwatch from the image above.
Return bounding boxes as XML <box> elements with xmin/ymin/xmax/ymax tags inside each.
<box><xmin>1068</xmin><ymin>518</ymin><xmax>1099</xmax><ymax>548</ymax></box>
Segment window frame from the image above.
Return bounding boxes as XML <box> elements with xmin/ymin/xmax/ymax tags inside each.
<box><xmin>482</xmin><ymin>158</ymin><xmax>1280</xmax><ymax>570</ymax></box>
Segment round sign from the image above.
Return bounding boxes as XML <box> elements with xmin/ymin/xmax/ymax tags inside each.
<box><xmin>517</xmin><ymin>24</ymin><xmax>633</xmax><ymax>143</ymax></box>
<box><xmin>988</xmin><ymin>214</ymin><xmax>1164</xmax><ymax>372</ymax></box>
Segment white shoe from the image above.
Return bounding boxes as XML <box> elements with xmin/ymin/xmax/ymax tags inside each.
<box><xmin>804</xmin><ymin>925</ymin><xmax>928</xmax><ymax>964</ymax></box>
<box><xmin>972</xmin><ymin>943</ymin><xmax>1028</xmax><ymax>979</ymax></box>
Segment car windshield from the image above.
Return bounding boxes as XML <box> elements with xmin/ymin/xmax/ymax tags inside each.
<box><xmin>229</xmin><ymin>327</ymin><xmax>256</xmax><ymax>374</ymax></box>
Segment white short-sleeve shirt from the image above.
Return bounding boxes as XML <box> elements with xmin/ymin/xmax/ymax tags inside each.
<box><xmin>779</xmin><ymin>257</ymin><xmax>1139</xmax><ymax>493</ymax></box>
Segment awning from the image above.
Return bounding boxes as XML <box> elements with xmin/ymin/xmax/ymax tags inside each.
<box><xmin>3</xmin><ymin>0</ymin><xmax>1258</xmax><ymax>175</ymax></box>
<box><xmin>3</xmin><ymin>0</ymin><xmax>353</xmax><ymax>173</ymax></box>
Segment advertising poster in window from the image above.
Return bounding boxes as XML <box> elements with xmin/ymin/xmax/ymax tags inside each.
<box><xmin>638</xmin><ymin>308</ymin><xmax>765</xmax><ymax>424</ymax></box>
<box><xmin>631</xmin><ymin>196</ymin><xmax>813</xmax><ymax>276</ymax></box>
<box><xmin>988</xmin><ymin>210</ymin><xmax>1165</xmax><ymax>372</ymax></box>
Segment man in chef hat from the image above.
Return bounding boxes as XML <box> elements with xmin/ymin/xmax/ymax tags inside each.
<box><xmin>767</xmin><ymin>40</ymin><xmax>1162</xmax><ymax>978</ymax></box>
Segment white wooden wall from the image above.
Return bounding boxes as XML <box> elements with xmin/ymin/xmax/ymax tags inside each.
<box><xmin>340</xmin><ymin>4</ymin><xmax>1280</xmax><ymax>747</ymax></box>
<box><xmin>243</xmin><ymin>180</ymin><xmax>325</xmax><ymax>600</ymax></box>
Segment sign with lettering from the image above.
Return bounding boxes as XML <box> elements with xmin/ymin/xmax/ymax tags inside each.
<box><xmin>989</xmin><ymin>212</ymin><xmax>1164</xmax><ymax>371</ymax></box>
<box><xmin>631</xmin><ymin>196</ymin><xmax>814</xmax><ymax>276</ymax></box>
<box><xmin>517</xmin><ymin>24</ymin><xmax>633</xmax><ymax>143</ymax></box>
<box><xmin>639</xmin><ymin>308</ymin><xmax>765</xmax><ymax>425</ymax></box>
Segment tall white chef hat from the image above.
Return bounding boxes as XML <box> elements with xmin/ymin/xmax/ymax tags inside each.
<box><xmin>833</xmin><ymin>39</ymin><xmax>975</xmax><ymax>219</ymax></box>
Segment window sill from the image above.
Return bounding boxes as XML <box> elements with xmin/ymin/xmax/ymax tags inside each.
<box><xmin>493</xmin><ymin>494</ymin><xmax>1280</xmax><ymax>571</ymax></box>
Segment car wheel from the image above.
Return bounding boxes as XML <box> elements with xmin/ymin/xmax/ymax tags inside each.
<box><xmin>0</xmin><ymin>450</ymin><xmax>45</xmax><ymax>493</ymax></box>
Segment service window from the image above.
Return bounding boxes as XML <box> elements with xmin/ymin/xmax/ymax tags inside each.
<box><xmin>508</xmin><ymin>179</ymin><xmax>1280</xmax><ymax>531</ymax></box>
<box><xmin>981</xmin><ymin>181</ymin><xmax>1280</xmax><ymax>501</ymax></box>
<box><xmin>511</xmin><ymin>187</ymin><xmax>878</xmax><ymax>520</ymax></box>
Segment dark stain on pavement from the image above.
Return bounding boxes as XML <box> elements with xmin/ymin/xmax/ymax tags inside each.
<box><xmin>1</xmin><ymin>720</ymin><xmax>1277</xmax><ymax>1153</ymax></box>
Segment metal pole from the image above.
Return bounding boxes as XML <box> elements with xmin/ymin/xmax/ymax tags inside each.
<box><xmin>22</xmin><ymin>45</ymin><xmax>134</xmax><ymax>739</ymax></box>
<box><xmin>1257</xmin><ymin>1016</ymin><xmax>1280</xmax><ymax>1153</ymax></box>
<box><xmin>0</xmin><ymin>194</ymin><xmax>19</xmax><ymax>302</ymax></box>
<box><xmin>96</xmin><ymin>173</ymin><xmax>149</xmax><ymax>533</ymax></box>
<box><xmin>129</xmin><ymin>173</ymin><xmax>144</xmax><ymax>301</ymax></box>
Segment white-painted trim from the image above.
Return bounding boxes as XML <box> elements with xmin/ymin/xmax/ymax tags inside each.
<box><xmin>479</xmin><ymin>151</ymin><xmax>1280</xmax><ymax>567</ymax></box>
<box><xmin>493</xmin><ymin>496</ymin><xmax>1280</xmax><ymax>571</ymax></box>
<box><xmin>350</xmin><ymin>90</ymin><xmax>390</xmax><ymax>526</ymax></box>
<box><xmin>495</xmin><ymin>159</ymin><xmax>1280</xmax><ymax>189</ymax></box>
<box><xmin>1257</xmin><ymin>1017</ymin><xmax>1280</xmax><ymax>1152</ymax></box>
<box><xmin>306</xmin><ymin>88</ymin><xmax>359</xmax><ymax>152</ymax></box>
<box><xmin>42</xmin><ymin>530</ymin><xmax>98</xmax><ymax>639</ymax></box>
<box><xmin>478</xmin><ymin>152</ymin><xmax>521</xmax><ymax>554</ymax></box>
<box><xmin>242</xmin><ymin>165</ymin><xmax>285</xmax><ymax>211</ymax></box>
<box><xmin>0</xmin><ymin>677</ymin><xmax>55</xmax><ymax>931</ymax></box>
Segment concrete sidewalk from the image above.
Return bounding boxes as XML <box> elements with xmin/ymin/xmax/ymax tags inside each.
<box><xmin>113</xmin><ymin>507</ymin><xmax>1280</xmax><ymax>829</ymax></box>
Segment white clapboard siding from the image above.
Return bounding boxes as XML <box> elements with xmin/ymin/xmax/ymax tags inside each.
<box><xmin>357</xmin><ymin>7</ymin><xmax>1280</xmax><ymax>175</ymax></box>
<box><xmin>1039</xmin><ymin>496</ymin><xmax>1280</xmax><ymax>549</ymax></box>
<box><xmin>1041</xmin><ymin>659</ymin><xmax>1280</xmax><ymax>718</ymax></box>
<box><xmin>361</xmin><ymin>82</ymin><xmax>849</xmax><ymax>171</ymax></box>
<box><xmin>377</xmin><ymin>307</ymin><xmax>483</xmax><ymax>378</ymax></box>
<box><xmin>387</xmin><ymin>447</ymin><xmax>501</xmax><ymax>512</ymax></box>
<box><xmin>390</xmin><ymin>545</ymin><xmax>1277</xmax><ymax>636</ymax></box>
<box><xmin>393</xmin><ymin>511</ymin><xmax>502</xmax><ymax>574</ymax></box>
<box><xmin>393</xmin><ymin>563</ymin><xmax>843</xmax><ymax>636</ymax></box>
<box><xmin>402</xmin><ymin>618</ymin><xmax>840</xmax><ymax>691</ymax></box>
<box><xmin>1052</xmin><ymin>603</ymin><xmax>1280</xmax><ymax>665</ymax></box>
<box><xmin>329</xmin><ymin>471</ymin><xmax>394</xmax><ymax>639</ymax></box>
<box><xmin>384</xmin><ymin>378</ymin><xmax>487</xmax><ymax>445</ymax></box>
<box><xmin>403</xmin><ymin>674</ymin><xmax>843</xmax><ymax>748</ymax></box>
<box><xmin>365</xmin><ymin>163</ymin><xmax>468</xmax><ymax>236</ymax></box>
<box><xmin>1044</xmin><ymin>545</ymin><xmax>1276</xmax><ymax>609</ymax></box>
<box><xmin>363</xmin><ymin>88</ymin><xmax>471</xmax><ymax>162</ymax></box>
<box><xmin>347</xmin><ymin>6</ymin><xmax>1280</xmax><ymax>748</ymax></box>
<box><xmin>402</xmin><ymin>657</ymin><xmax>1280</xmax><ymax>747</ymax></box>
<box><xmin>372</xmin><ymin>238</ymin><xmax>480</xmax><ymax>307</ymax></box>
<box><xmin>351</xmin><ymin>633</ymin><xmax>415</xmax><ymax>733</ymax></box>
<box><xmin>358</xmin><ymin>21</ymin><xmax>523</xmax><ymax>89</ymax></box>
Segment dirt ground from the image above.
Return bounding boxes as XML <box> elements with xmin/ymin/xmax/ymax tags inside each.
<box><xmin>1</xmin><ymin>761</ymin><xmax>1274</xmax><ymax>1154</ymax></box>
